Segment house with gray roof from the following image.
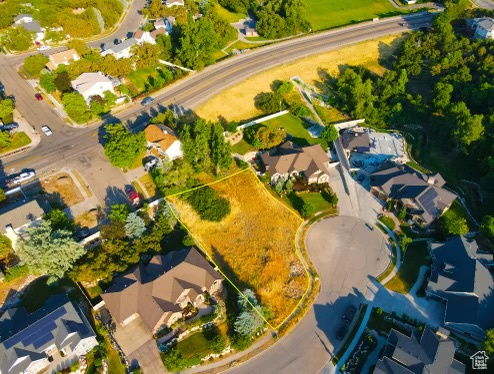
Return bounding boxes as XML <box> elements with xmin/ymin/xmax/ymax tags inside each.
<box><xmin>427</xmin><ymin>236</ymin><xmax>494</xmax><ymax>341</ymax></box>
<box><xmin>13</xmin><ymin>14</ymin><xmax>44</xmax><ymax>42</ymax></box>
<box><xmin>101</xmin><ymin>247</ymin><xmax>223</xmax><ymax>332</ymax></box>
<box><xmin>370</xmin><ymin>162</ymin><xmax>456</xmax><ymax>225</ymax></box>
<box><xmin>101</xmin><ymin>38</ymin><xmax>138</xmax><ymax>60</ymax></box>
<box><xmin>0</xmin><ymin>198</ymin><xmax>51</xmax><ymax>249</ymax></box>
<box><xmin>0</xmin><ymin>295</ymin><xmax>98</xmax><ymax>374</ymax></box>
<box><xmin>374</xmin><ymin>327</ymin><xmax>465</xmax><ymax>374</ymax></box>
<box><xmin>470</xmin><ymin>17</ymin><xmax>494</xmax><ymax>40</ymax></box>
<box><xmin>261</xmin><ymin>141</ymin><xmax>330</xmax><ymax>185</ymax></box>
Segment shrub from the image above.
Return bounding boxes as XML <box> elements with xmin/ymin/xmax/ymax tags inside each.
<box><xmin>184</xmin><ymin>187</ymin><xmax>230</xmax><ymax>222</ymax></box>
<box><xmin>4</xmin><ymin>264</ymin><xmax>30</xmax><ymax>282</ymax></box>
<box><xmin>300</xmin><ymin>203</ymin><xmax>315</xmax><ymax>218</ymax></box>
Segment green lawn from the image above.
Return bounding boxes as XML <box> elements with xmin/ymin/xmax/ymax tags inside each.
<box><xmin>305</xmin><ymin>0</ymin><xmax>405</xmax><ymax>31</ymax></box>
<box><xmin>177</xmin><ymin>331</ymin><xmax>211</xmax><ymax>360</ymax></box>
<box><xmin>447</xmin><ymin>200</ymin><xmax>475</xmax><ymax>231</ymax></box>
<box><xmin>386</xmin><ymin>241</ymin><xmax>430</xmax><ymax>294</ymax></box>
<box><xmin>214</xmin><ymin>3</ymin><xmax>245</xmax><ymax>23</ymax></box>
<box><xmin>127</xmin><ymin>66</ymin><xmax>164</xmax><ymax>93</ymax></box>
<box><xmin>0</xmin><ymin>132</ymin><xmax>32</xmax><ymax>155</ymax></box>
<box><xmin>378</xmin><ymin>215</ymin><xmax>396</xmax><ymax>231</ymax></box>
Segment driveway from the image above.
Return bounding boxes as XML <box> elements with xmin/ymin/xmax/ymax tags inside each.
<box><xmin>227</xmin><ymin>216</ymin><xmax>389</xmax><ymax>374</ymax></box>
<box><xmin>113</xmin><ymin>316</ymin><xmax>166</xmax><ymax>374</ymax></box>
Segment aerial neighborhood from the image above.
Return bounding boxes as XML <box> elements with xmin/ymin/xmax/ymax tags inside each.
<box><xmin>0</xmin><ymin>0</ymin><xmax>493</xmax><ymax>373</ymax></box>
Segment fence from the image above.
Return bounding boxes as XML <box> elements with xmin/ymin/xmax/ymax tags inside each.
<box><xmin>237</xmin><ymin>110</ymin><xmax>289</xmax><ymax>130</ymax></box>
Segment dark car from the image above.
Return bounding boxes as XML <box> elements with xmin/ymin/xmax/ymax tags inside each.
<box><xmin>336</xmin><ymin>323</ymin><xmax>349</xmax><ymax>341</ymax></box>
<box><xmin>35</xmin><ymin>93</ymin><xmax>43</xmax><ymax>101</ymax></box>
<box><xmin>141</xmin><ymin>97</ymin><xmax>154</xmax><ymax>106</ymax></box>
<box><xmin>1</xmin><ymin>123</ymin><xmax>19</xmax><ymax>131</ymax></box>
<box><xmin>343</xmin><ymin>305</ymin><xmax>357</xmax><ymax>322</ymax></box>
<box><xmin>75</xmin><ymin>227</ymin><xmax>91</xmax><ymax>241</ymax></box>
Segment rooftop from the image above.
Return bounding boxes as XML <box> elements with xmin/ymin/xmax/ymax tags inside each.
<box><xmin>0</xmin><ymin>198</ymin><xmax>51</xmax><ymax>234</ymax></box>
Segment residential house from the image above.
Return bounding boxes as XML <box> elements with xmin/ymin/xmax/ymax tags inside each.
<box><xmin>0</xmin><ymin>295</ymin><xmax>98</xmax><ymax>374</ymax></box>
<box><xmin>470</xmin><ymin>17</ymin><xmax>494</xmax><ymax>40</ymax></box>
<box><xmin>101</xmin><ymin>247</ymin><xmax>223</xmax><ymax>332</ymax></box>
<box><xmin>71</xmin><ymin>72</ymin><xmax>115</xmax><ymax>104</ymax></box>
<box><xmin>150</xmin><ymin>28</ymin><xmax>167</xmax><ymax>40</ymax></box>
<box><xmin>374</xmin><ymin>327</ymin><xmax>465</xmax><ymax>373</ymax></box>
<box><xmin>14</xmin><ymin>14</ymin><xmax>44</xmax><ymax>42</ymax></box>
<box><xmin>144</xmin><ymin>124</ymin><xmax>183</xmax><ymax>160</ymax></box>
<box><xmin>245</xmin><ymin>28</ymin><xmax>259</xmax><ymax>37</ymax></box>
<box><xmin>370</xmin><ymin>162</ymin><xmax>456</xmax><ymax>225</ymax></box>
<box><xmin>154</xmin><ymin>19</ymin><xmax>166</xmax><ymax>30</ymax></box>
<box><xmin>261</xmin><ymin>141</ymin><xmax>330</xmax><ymax>185</ymax></box>
<box><xmin>46</xmin><ymin>49</ymin><xmax>80</xmax><ymax>71</ymax></box>
<box><xmin>134</xmin><ymin>29</ymin><xmax>155</xmax><ymax>45</ymax></box>
<box><xmin>340</xmin><ymin>128</ymin><xmax>371</xmax><ymax>157</ymax></box>
<box><xmin>0</xmin><ymin>197</ymin><xmax>51</xmax><ymax>249</ymax></box>
<box><xmin>165</xmin><ymin>0</ymin><xmax>184</xmax><ymax>7</ymax></box>
<box><xmin>427</xmin><ymin>236</ymin><xmax>494</xmax><ymax>342</ymax></box>
<box><xmin>101</xmin><ymin>38</ymin><xmax>138</xmax><ymax>59</ymax></box>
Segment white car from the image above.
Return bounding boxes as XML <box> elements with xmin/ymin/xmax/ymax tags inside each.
<box><xmin>13</xmin><ymin>171</ymin><xmax>36</xmax><ymax>185</ymax></box>
<box><xmin>41</xmin><ymin>125</ymin><xmax>53</xmax><ymax>136</ymax></box>
<box><xmin>37</xmin><ymin>45</ymin><xmax>50</xmax><ymax>51</ymax></box>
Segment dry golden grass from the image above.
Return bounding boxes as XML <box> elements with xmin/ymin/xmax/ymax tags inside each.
<box><xmin>72</xmin><ymin>170</ymin><xmax>93</xmax><ymax>197</ymax></box>
<box><xmin>74</xmin><ymin>209</ymin><xmax>99</xmax><ymax>229</ymax></box>
<box><xmin>168</xmin><ymin>170</ymin><xmax>308</xmax><ymax>327</ymax></box>
<box><xmin>195</xmin><ymin>34</ymin><xmax>405</xmax><ymax>122</ymax></box>
<box><xmin>41</xmin><ymin>172</ymin><xmax>84</xmax><ymax>207</ymax></box>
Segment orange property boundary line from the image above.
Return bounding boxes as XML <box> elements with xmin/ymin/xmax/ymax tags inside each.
<box><xmin>164</xmin><ymin>168</ymin><xmax>311</xmax><ymax>330</ymax></box>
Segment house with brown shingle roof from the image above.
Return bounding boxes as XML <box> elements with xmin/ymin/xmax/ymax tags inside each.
<box><xmin>144</xmin><ymin>124</ymin><xmax>183</xmax><ymax>160</ymax></box>
<box><xmin>46</xmin><ymin>49</ymin><xmax>80</xmax><ymax>71</ymax></box>
<box><xmin>101</xmin><ymin>248</ymin><xmax>223</xmax><ymax>332</ymax></box>
<box><xmin>261</xmin><ymin>141</ymin><xmax>330</xmax><ymax>185</ymax></box>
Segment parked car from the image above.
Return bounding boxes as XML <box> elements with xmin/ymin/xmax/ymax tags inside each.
<box><xmin>35</xmin><ymin>93</ymin><xmax>43</xmax><ymax>101</ymax></box>
<box><xmin>144</xmin><ymin>156</ymin><xmax>159</xmax><ymax>171</ymax></box>
<box><xmin>0</xmin><ymin>123</ymin><xmax>19</xmax><ymax>131</ymax></box>
<box><xmin>41</xmin><ymin>125</ymin><xmax>52</xmax><ymax>136</ymax></box>
<box><xmin>141</xmin><ymin>97</ymin><xmax>154</xmax><ymax>106</ymax></box>
<box><xmin>125</xmin><ymin>186</ymin><xmax>141</xmax><ymax>206</ymax></box>
<box><xmin>336</xmin><ymin>323</ymin><xmax>349</xmax><ymax>341</ymax></box>
<box><xmin>11</xmin><ymin>170</ymin><xmax>36</xmax><ymax>185</ymax></box>
<box><xmin>37</xmin><ymin>45</ymin><xmax>50</xmax><ymax>51</ymax></box>
<box><xmin>342</xmin><ymin>305</ymin><xmax>357</xmax><ymax>322</ymax></box>
<box><xmin>75</xmin><ymin>227</ymin><xmax>91</xmax><ymax>241</ymax></box>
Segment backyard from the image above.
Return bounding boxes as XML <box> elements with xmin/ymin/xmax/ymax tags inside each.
<box><xmin>304</xmin><ymin>0</ymin><xmax>404</xmax><ymax>31</ymax></box>
<box><xmin>385</xmin><ymin>241</ymin><xmax>430</xmax><ymax>294</ymax></box>
<box><xmin>232</xmin><ymin>113</ymin><xmax>327</xmax><ymax>154</ymax></box>
<box><xmin>126</xmin><ymin>65</ymin><xmax>174</xmax><ymax>95</ymax></box>
<box><xmin>284</xmin><ymin>191</ymin><xmax>337</xmax><ymax>216</ymax></box>
<box><xmin>0</xmin><ymin>132</ymin><xmax>31</xmax><ymax>155</ymax></box>
<box><xmin>167</xmin><ymin>170</ymin><xmax>308</xmax><ymax>328</ymax></box>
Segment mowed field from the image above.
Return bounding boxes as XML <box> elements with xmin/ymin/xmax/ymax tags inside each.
<box><xmin>305</xmin><ymin>0</ymin><xmax>403</xmax><ymax>31</ymax></box>
<box><xmin>168</xmin><ymin>170</ymin><xmax>308</xmax><ymax>327</ymax></box>
<box><xmin>195</xmin><ymin>35</ymin><xmax>405</xmax><ymax>122</ymax></box>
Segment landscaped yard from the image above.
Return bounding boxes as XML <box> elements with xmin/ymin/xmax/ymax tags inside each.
<box><xmin>0</xmin><ymin>132</ymin><xmax>32</xmax><ymax>155</ymax></box>
<box><xmin>283</xmin><ymin>191</ymin><xmax>337</xmax><ymax>216</ymax></box>
<box><xmin>177</xmin><ymin>331</ymin><xmax>211</xmax><ymax>360</ymax></box>
<box><xmin>138</xmin><ymin>173</ymin><xmax>161</xmax><ymax>199</ymax></box>
<box><xmin>168</xmin><ymin>170</ymin><xmax>308</xmax><ymax>328</ymax></box>
<box><xmin>385</xmin><ymin>241</ymin><xmax>430</xmax><ymax>294</ymax></box>
<box><xmin>127</xmin><ymin>65</ymin><xmax>166</xmax><ymax>93</ymax></box>
<box><xmin>304</xmin><ymin>0</ymin><xmax>404</xmax><ymax>31</ymax></box>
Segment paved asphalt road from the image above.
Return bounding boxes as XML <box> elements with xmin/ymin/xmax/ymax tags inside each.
<box><xmin>225</xmin><ymin>216</ymin><xmax>388</xmax><ymax>374</ymax></box>
<box><xmin>0</xmin><ymin>14</ymin><xmax>434</xmax><ymax>189</ymax></box>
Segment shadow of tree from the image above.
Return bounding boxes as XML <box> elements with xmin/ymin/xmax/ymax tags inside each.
<box><xmin>104</xmin><ymin>185</ymin><xmax>129</xmax><ymax>211</ymax></box>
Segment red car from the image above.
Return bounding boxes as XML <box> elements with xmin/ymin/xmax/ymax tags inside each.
<box><xmin>35</xmin><ymin>93</ymin><xmax>43</xmax><ymax>101</ymax></box>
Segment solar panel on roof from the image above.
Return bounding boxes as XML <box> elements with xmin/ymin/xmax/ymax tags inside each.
<box><xmin>21</xmin><ymin>322</ymin><xmax>56</xmax><ymax>346</ymax></box>
<box><xmin>32</xmin><ymin>332</ymin><xmax>54</xmax><ymax>349</ymax></box>
<box><xmin>419</xmin><ymin>188</ymin><xmax>439</xmax><ymax>215</ymax></box>
<box><xmin>3</xmin><ymin>306</ymin><xmax>67</xmax><ymax>349</ymax></box>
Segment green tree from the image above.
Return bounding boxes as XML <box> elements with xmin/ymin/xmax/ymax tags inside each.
<box><xmin>300</xmin><ymin>203</ymin><xmax>314</xmax><ymax>218</ymax></box>
<box><xmin>321</xmin><ymin>124</ymin><xmax>338</xmax><ymax>144</ymax></box>
<box><xmin>155</xmin><ymin>34</ymin><xmax>173</xmax><ymax>60</ymax></box>
<box><xmin>149</xmin><ymin>0</ymin><xmax>163</xmax><ymax>18</ymax></box>
<box><xmin>161</xmin><ymin>349</ymin><xmax>188</xmax><ymax>372</ymax></box>
<box><xmin>275</xmin><ymin>81</ymin><xmax>293</xmax><ymax>96</ymax></box>
<box><xmin>484</xmin><ymin>329</ymin><xmax>494</xmax><ymax>355</ymax></box>
<box><xmin>67</xmin><ymin>39</ymin><xmax>91</xmax><ymax>55</ymax></box>
<box><xmin>0</xmin><ymin>98</ymin><xmax>14</xmax><ymax>121</ymax></box>
<box><xmin>0</xmin><ymin>188</ymin><xmax>5</xmax><ymax>203</ymax></box>
<box><xmin>449</xmin><ymin>102</ymin><xmax>484</xmax><ymax>152</ymax></box>
<box><xmin>329</xmin><ymin>193</ymin><xmax>338</xmax><ymax>208</ymax></box>
<box><xmin>103</xmin><ymin>123</ymin><xmax>146</xmax><ymax>168</ymax></box>
<box><xmin>44</xmin><ymin>209</ymin><xmax>74</xmax><ymax>232</ymax></box>
<box><xmin>0</xmin><ymin>234</ymin><xmax>12</xmax><ymax>260</ymax></box>
<box><xmin>254</xmin><ymin>92</ymin><xmax>284</xmax><ymax>114</ymax></box>
<box><xmin>62</xmin><ymin>92</ymin><xmax>92</xmax><ymax>123</ymax></box>
<box><xmin>132</xmin><ymin>43</ymin><xmax>161</xmax><ymax>69</ymax></box>
<box><xmin>109</xmin><ymin>204</ymin><xmax>130</xmax><ymax>223</ymax></box>
<box><xmin>211</xmin><ymin>122</ymin><xmax>232</xmax><ymax>173</ymax></box>
<box><xmin>103</xmin><ymin>91</ymin><xmax>118</xmax><ymax>107</ymax></box>
<box><xmin>16</xmin><ymin>221</ymin><xmax>84</xmax><ymax>283</ymax></box>
<box><xmin>432</xmin><ymin>82</ymin><xmax>453</xmax><ymax>112</ymax></box>
<box><xmin>125</xmin><ymin>212</ymin><xmax>146</xmax><ymax>239</ymax></box>
<box><xmin>2</xmin><ymin>26</ymin><xmax>33</xmax><ymax>51</ymax></box>
<box><xmin>398</xmin><ymin>234</ymin><xmax>412</xmax><ymax>252</ymax></box>
<box><xmin>274</xmin><ymin>177</ymin><xmax>286</xmax><ymax>195</ymax></box>
<box><xmin>23</xmin><ymin>54</ymin><xmax>49</xmax><ymax>78</ymax></box>
<box><xmin>481</xmin><ymin>215</ymin><xmax>494</xmax><ymax>239</ymax></box>
<box><xmin>440</xmin><ymin>209</ymin><xmax>469</xmax><ymax>236</ymax></box>
<box><xmin>0</xmin><ymin>131</ymin><xmax>11</xmax><ymax>148</ymax></box>
<box><xmin>39</xmin><ymin>72</ymin><xmax>56</xmax><ymax>93</ymax></box>
<box><xmin>54</xmin><ymin>71</ymin><xmax>73</xmax><ymax>93</ymax></box>
<box><xmin>246</xmin><ymin>126</ymin><xmax>285</xmax><ymax>149</ymax></box>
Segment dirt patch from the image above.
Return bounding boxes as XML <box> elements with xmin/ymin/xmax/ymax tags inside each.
<box><xmin>74</xmin><ymin>209</ymin><xmax>100</xmax><ymax>229</ymax></box>
<box><xmin>195</xmin><ymin>34</ymin><xmax>405</xmax><ymax>122</ymax></box>
<box><xmin>72</xmin><ymin>170</ymin><xmax>93</xmax><ymax>198</ymax></box>
<box><xmin>41</xmin><ymin>172</ymin><xmax>84</xmax><ymax>207</ymax></box>
<box><xmin>0</xmin><ymin>275</ymin><xmax>32</xmax><ymax>307</ymax></box>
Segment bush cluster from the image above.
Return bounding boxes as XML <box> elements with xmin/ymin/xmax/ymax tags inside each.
<box><xmin>184</xmin><ymin>187</ymin><xmax>231</xmax><ymax>222</ymax></box>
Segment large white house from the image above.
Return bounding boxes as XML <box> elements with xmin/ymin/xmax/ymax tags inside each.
<box><xmin>101</xmin><ymin>38</ymin><xmax>138</xmax><ymax>59</ymax></box>
<box><xmin>71</xmin><ymin>72</ymin><xmax>115</xmax><ymax>103</ymax></box>
<box><xmin>134</xmin><ymin>29</ymin><xmax>156</xmax><ymax>45</ymax></box>
<box><xmin>144</xmin><ymin>124</ymin><xmax>183</xmax><ymax>160</ymax></box>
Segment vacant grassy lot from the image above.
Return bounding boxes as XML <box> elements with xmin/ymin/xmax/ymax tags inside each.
<box><xmin>215</xmin><ymin>3</ymin><xmax>245</xmax><ymax>23</ymax></box>
<box><xmin>127</xmin><ymin>65</ymin><xmax>166</xmax><ymax>93</ymax></box>
<box><xmin>305</xmin><ymin>0</ymin><xmax>404</xmax><ymax>31</ymax></box>
<box><xmin>0</xmin><ymin>132</ymin><xmax>32</xmax><ymax>155</ymax></box>
<box><xmin>386</xmin><ymin>241</ymin><xmax>430</xmax><ymax>294</ymax></box>
<box><xmin>195</xmin><ymin>34</ymin><xmax>405</xmax><ymax>121</ymax></box>
<box><xmin>41</xmin><ymin>172</ymin><xmax>84</xmax><ymax>207</ymax></box>
<box><xmin>168</xmin><ymin>170</ymin><xmax>308</xmax><ymax>327</ymax></box>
